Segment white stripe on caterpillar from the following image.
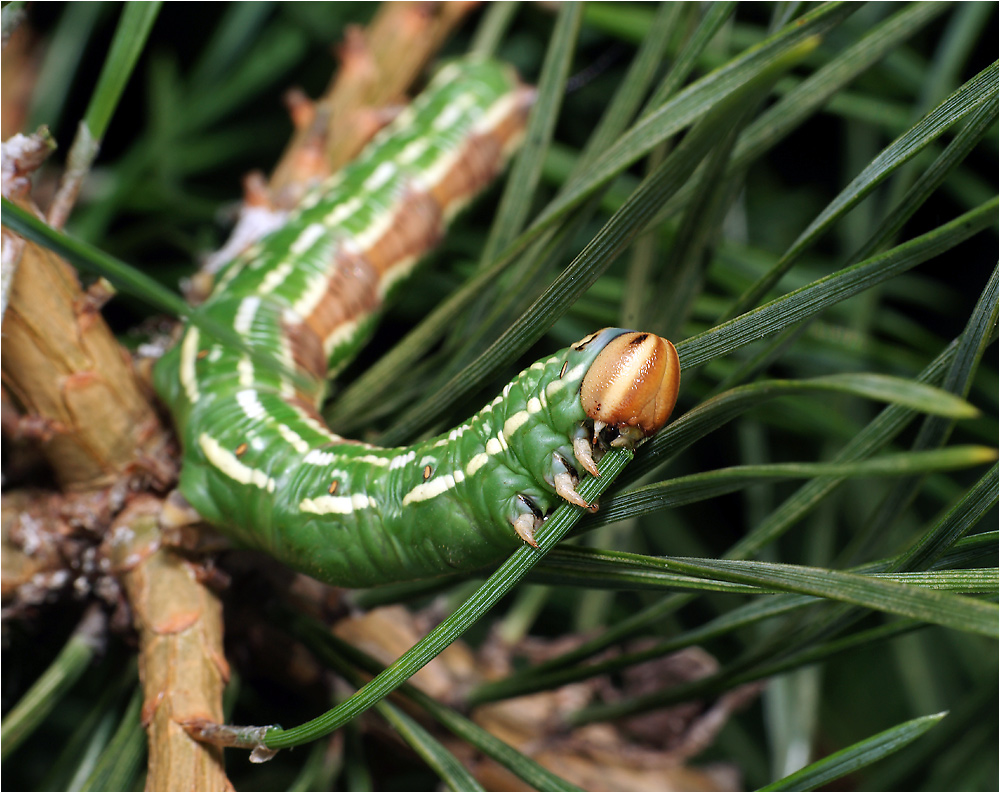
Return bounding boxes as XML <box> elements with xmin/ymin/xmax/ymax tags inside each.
<box><xmin>299</xmin><ymin>492</ymin><xmax>378</xmax><ymax>515</ymax></box>
<box><xmin>401</xmin><ymin>469</ymin><xmax>465</xmax><ymax>505</ymax></box>
<box><xmin>180</xmin><ymin>328</ymin><xmax>201</xmax><ymax>403</ymax></box>
<box><xmin>199</xmin><ymin>433</ymin><xmax>276</xmax><ymax>492</ymax></box>
<box><xmin>234</xmin><ymin>296</ymin><xmax>261</xmax><ymax>335</ymax></box>
<box><xmin>290</xmin><ymin>222</ymin><xmax>327</xmax><ymax>255</ymax></box>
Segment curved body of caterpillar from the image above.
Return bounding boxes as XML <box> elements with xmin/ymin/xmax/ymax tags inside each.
<box><xmin>153</xmin><ymin>59</ymin><xmax>680</xmax><ymax>588</ymax></box>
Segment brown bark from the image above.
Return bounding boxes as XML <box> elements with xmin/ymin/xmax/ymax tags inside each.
<box><xmin>109</xmin><ymin>496</ymin><xmax>233</xmax><ymax>792</ymax></box>
<box><xmin>1</xmin><ymin>228</ymin><xmax>172</xmax><ymax>490</ymax></box>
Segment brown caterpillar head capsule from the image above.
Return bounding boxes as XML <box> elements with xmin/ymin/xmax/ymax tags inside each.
<box><xmin>580</xmin><ymin>331</ymin><xmax>680</xmax><ymax>448</ymax></box>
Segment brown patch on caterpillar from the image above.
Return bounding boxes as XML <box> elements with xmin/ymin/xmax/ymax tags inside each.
<box><xmin>429</xmin><ymin>86</ymin><xmax>534</xmax><ymax>213</ymax></box>
<box><xmin>498</xmin><ymin>86</ymin><xmax>537</xmax><ymax>156</ymax></box>
<box><xmin>234</xmin><ymin>443</ymin><xmax>248</xmax><ymax>457</ymax></box>
<box><xmin>429</xmin><ymin>133</ymin><xmax>503</xmax><ymax>211</ymax></box>
<box><xmin>422</xmin><ymin>464</ymin><xmax>433</xmax><ymax>480</ymax></box>
<box><xmin>303</xmin><ymin>248</ymin><xmax>381</xmax><ymax>351</ymax></box>
<box><xmin>282</xmin><ymin>318</ymin><xmax>327</xmax><ymax>382</ymax></box>
<box><xmin>328</xmin><ymin>480</ymin><xmax>339</xmax><ymax>495</ymax></box>
<box><xmin>364</xmin><ymin>190</ymin><xmax>444</xmax><ymax>277</ymax></box>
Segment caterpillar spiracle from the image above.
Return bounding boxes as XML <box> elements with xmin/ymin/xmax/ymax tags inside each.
<box><xmin>153</xmin><ymin>58</ymin><xmax>681</xmax><ymax>588</ymax></box>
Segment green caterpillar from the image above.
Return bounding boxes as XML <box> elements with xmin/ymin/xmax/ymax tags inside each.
<box><xmin>154</xmin><ymin>58</ymin><xmax>681</xmax><ymax>588</ymax></box>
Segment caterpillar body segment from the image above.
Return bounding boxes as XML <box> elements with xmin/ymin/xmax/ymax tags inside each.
<box><xmin>153</xmin><ymin>58</ymin><xmax>681</xmax><ymax>588</ymax></box>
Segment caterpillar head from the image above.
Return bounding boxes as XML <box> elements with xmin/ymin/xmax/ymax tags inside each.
<box><xmin>579</xmin><ymin>329</ymin><xmax>680</xmax><ymax>447</ymax></box>
<box><xmin>563</xmin><ymin>329</ymin><xmax>680</xmax><ymax>479</ymax></box>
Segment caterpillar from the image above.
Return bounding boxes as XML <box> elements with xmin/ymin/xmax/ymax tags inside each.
<box><xmin>153</xmin><ymin>57</ymin><xmax>681</xmax><ymax>588</ymax></box>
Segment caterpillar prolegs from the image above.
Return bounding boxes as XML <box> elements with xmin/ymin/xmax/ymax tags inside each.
<box><xmin>153</xmin><ymin>58</ymin><xmax>681</xmax><ymax>588</ymax></box>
